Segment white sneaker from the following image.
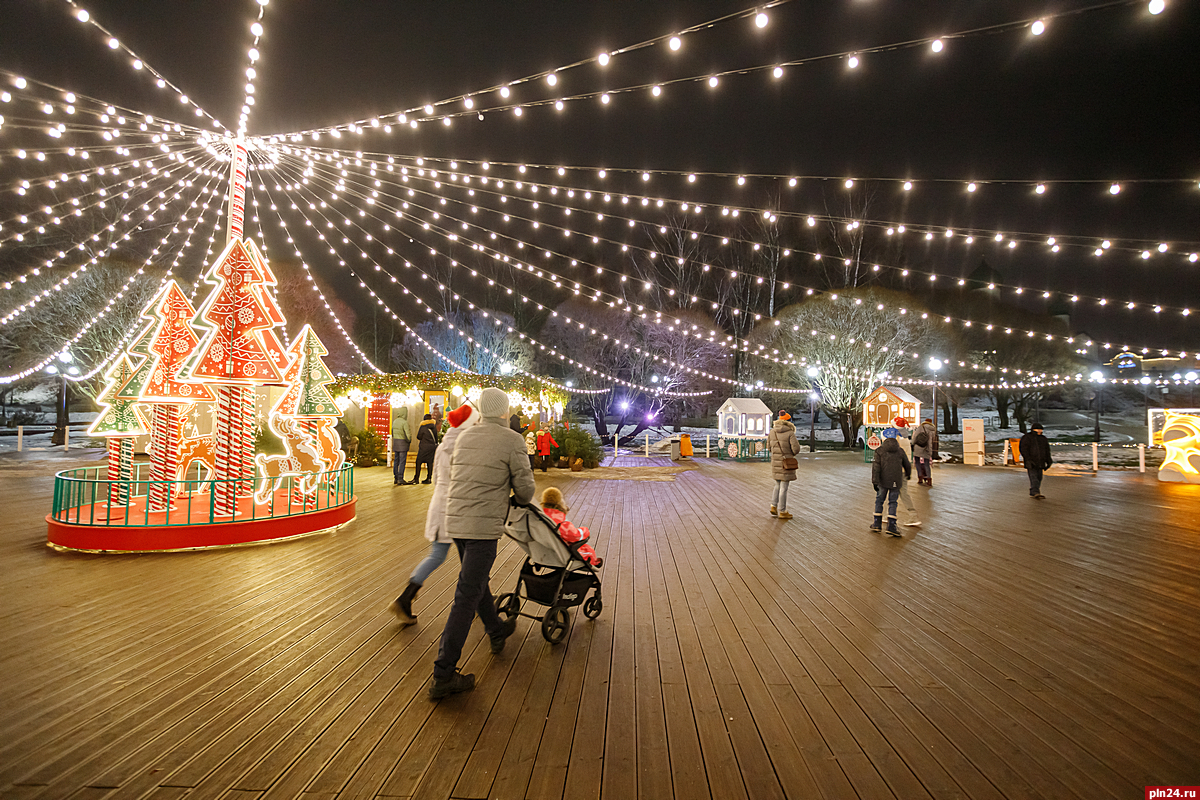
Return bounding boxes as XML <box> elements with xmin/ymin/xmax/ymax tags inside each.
<box><xmin>903</xmin><ymin>519</ymin><xmax>922</xmax><ymax>527</ymax></box>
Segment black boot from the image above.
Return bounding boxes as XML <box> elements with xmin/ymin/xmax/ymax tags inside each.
<box><xmin>392</xmin><ymin>581</ymin><xmax>420</xmax><ymax>625</ymax></box>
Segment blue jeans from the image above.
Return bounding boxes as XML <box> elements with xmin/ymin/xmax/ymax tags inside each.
<box><xmin>1027</xmin><ymin>467</ymin><xmax>1043</xmax><ymax>495</ymax></box>
<box><xmin>393</xmin><ymin>442</ymin><xmax>409</xmax><ymax>481</ymax></box>
<box><xmin>434</xmin><ymin>538</ymin><xmax>504</xmax><ymax>681</ymax></box>
<box><xmin>874</xmin><ymin>486</ymin><xmax>900</xmax><ymax>519</ymax></box>
<box><xmin>410</xmin><ymin>541</ymin><xmax>451</xmax><ymax>585</ymax></box>
<box><xmin>772</xmin><ymin>480</ymin><xmax>790</xmax><ymax>513</ymax></box>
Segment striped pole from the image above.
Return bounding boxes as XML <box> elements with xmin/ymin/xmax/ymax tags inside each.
<box><xmin>148</xmin><ymin>406</ymin><xmax>180</xmax><ymax>512</ymax></box>
<box><xmin>213</xmin><ymin>386</ymin><xmax>236</xmax><ymax>515</ymax></box>
<box><xmin>240</xmin><ymin>388</ymin><xmax>256</xmax><ymax>497</ymax></box>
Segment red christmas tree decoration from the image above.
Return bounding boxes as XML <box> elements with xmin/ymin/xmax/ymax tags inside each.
<box><xmin>141</xmin><ymin>281</ymin><xmax>215</xmax><ymax>403</ymax></box>
<box><xmin>187</xmin><ymin>239</ymin><xmax>283</xmax><ymax>385</ymax></box>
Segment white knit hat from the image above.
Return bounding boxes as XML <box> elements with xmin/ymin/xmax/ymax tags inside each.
<box><xmin>478</xmin><ymin>386</ymin><xmax>509</xmax><ymax>419</ymax></box>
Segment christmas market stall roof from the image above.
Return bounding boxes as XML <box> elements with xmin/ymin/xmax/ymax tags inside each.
<box><xmin>717</xmin><ymin>397</ymin><xmax>773</xmax><ymax>416</ymax></box>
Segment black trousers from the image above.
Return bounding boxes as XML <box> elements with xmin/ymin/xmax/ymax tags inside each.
<box><xmin>434</xmin><ymin>538</ymin><xmax>503</xmax><ymax>680</ymax></box>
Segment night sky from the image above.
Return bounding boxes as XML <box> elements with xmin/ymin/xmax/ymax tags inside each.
<box><xmin>2</xmin><ymin>0</ymin><xmax>1199</xmax><ymax>352</ymax></box>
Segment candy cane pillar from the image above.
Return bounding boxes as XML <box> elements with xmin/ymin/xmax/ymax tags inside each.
<box><xmin>106</xmin><ymin>437</ymin><xmax>134</xmax><ymax>508</ymax></box>
<box><xmin>148</xmin><ymin>405</ymin><xmax>180</xmax><ymax>512</ymax></box>
<box><xmin>212</xmin><ymin>139</ymin><xmax>250</xmax><ymax>517</ymax></box>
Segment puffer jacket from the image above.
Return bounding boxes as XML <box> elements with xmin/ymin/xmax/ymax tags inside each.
<box><xmin>912</xmin><ymin>421</ymin><xmax>938</xmax><ymax>459</ymax></box>
<box><xmin>415</xmin><ymin>418</ymin><xmax>438</xmax><ymax>458</ymax></box>
<box><xmin>767</xmin><ymin>419</ymin><xmax>800</xmax><ymax>481</ymax></box>
<box><xmin>525</xmin><ymin>430</ymin><xmax>537</xmax><ymax>455</ymax></box>
<box><xmin>445</xmin><ymin>416</ymin><xmax>537</xmax><ymax>540</ymax></box>
<box><xmin>391</xmin><ymin>407</ymin><xmax>412</xmax><ymax>448</ymax></box>
<box><xmin>1018</xmin><ymin>431</ymin><xmax>1053</xmax><ymax>470</ymax></box>
<box><xmin>871</xmin><ymin>438</ymin><xmax>912</xmax><ymax>489</ymax></box>
<box><xmin>424</xmin><ymin>424</ymin><xmax>468</xmax><ymax>543</ymax></box>
<box><xmin>536</xmin><ymin>429</ymin><xmax>559</xmax><ymax>456</ymax></box>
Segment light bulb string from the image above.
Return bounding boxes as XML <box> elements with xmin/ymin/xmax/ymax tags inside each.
<box><xmin>287</xmin><ymin>155</ymin><xmax>1191</xmax><ymax>386</ymax></box>
<box><xmin>269</xmin><ymin>0</ymin><xmax>1132</xmax><ymax>140</ymax></box>
<box><xmin>267</xmin><ymin>161</ymin><xmax>710</xmax><ymax>396</ymax></box>
<box><xmin>55</xmin><ymin>0</ymin><xmax>227</xmax><ymax>131</ymax></box>
<box><xmin>1</xmin><ymin>161</ymin><xmax>219</xmax><ymax>325</ymax></box>
<box><xmin>274</xmin><ymin>157</ymin><xmax>1026</xmax><ymax>394</ymax></box>
<box><xmin>236</xmin><ymin>0</ymin><xmax>267</xmax><ymax>136</ymax></box>
<box><xmin>2</xmin><ymin>144</ymin><xmax>209</xmax><ymax>246</ymax></box>
<box><xmin>283</xmin><ymin>147</ymin><xmax>1200</xmax><ymax>328</ymax></box>
<box><xmin>291</xmin><ymin>151</ymin><xmax>1198</xmax><ymax>357</ymax></box>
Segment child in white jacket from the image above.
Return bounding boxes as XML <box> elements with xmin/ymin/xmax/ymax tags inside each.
<box><xmin>892</xmin><ymin>418</ymin><xmax>923</xmax><ymax>527</ymax></box>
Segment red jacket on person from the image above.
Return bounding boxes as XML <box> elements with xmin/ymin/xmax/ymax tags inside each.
<box><xmin>536</xmin><ymin>429</ymin><xmax>559</xmax><ymax>456</ymax></box>
<box><xmin>542</xmin><ymin>506</ymin><xmax>601</xmax><ymax>567</ymax></box>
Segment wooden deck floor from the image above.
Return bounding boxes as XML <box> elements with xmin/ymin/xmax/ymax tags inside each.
<box><xmin>1</xmin><ymin>451</ymin><xmax>1198</xmax><ymax>799</ymax></box>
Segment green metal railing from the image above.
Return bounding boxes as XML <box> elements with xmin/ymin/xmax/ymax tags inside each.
<box><xmin>50</xmin><ymin>463</ymin><xmax>355</xmax><ymax>526</ymax></box>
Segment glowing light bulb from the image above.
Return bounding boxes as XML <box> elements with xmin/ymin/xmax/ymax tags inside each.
<box><xmin>708</xmin><ymin>76</ymin><xmax>719</xmax><ymax>88</ymax></box>
<box><xmin>546</xmin><ymin>73</ymin><xmax>557</xmax><ymax>86</ymax></box>
<box><xmin>598</xmin><ymin>52</ymin><xmax>610</xmax><ymax>66</ymax></box>
<box><xmin>601</xmin><ymin>93</ymin><xmax>610</xmax><ymax>104</ymax></box>
<box><xmin>669</xmin><ymin>36</ymin><xmax>682</xmax><ymax>51</ymax></box>
<box><xmin>903</xmin><ymin>181</ymin><xmax>913</xmax><ymax>191</ymax></box>
<box><xmin>848</xmin><ymin>54</ymin><xmax>860</xmax><ymax>68</ymax></box>
<box><xmin>642</xmin><ymin>172</ymin><xmax>650</xmax><ymax>181</ymax></box>
<box><xmin>967</xmin><ymin>182</ymin><xmax>977</xmax><ymax>192</ymax></box>
<box><xmin>251</xmin><ymin>22</ymin><xmax>263</xmax><ymax>36</ymax></box>
<box><xmin>76</xmin><ymin>9</ymin><xmax>89</xmax><ymax>21</ymax></box>
<box><xmin>755</xmin><ymin>12</ymin><xmax>769</xmax><ymax>28</ymax></box>
<box><xmin>1035</xmin><ymin>183</ymin><xmax>1046</xmax><ymax>194</ymax></box>
<box><xmin>772</xmin><ymin>66</ymin><xmax>783</xmax><ymax>79</ymax></box>
<box><xmin>1109</xmin><ymin>183</ymin><xmax>1121</xmax><ymax>195</ymax></box>
<box><xmin>1148</xmin><ymin>0</ymin><xmax>1165</xmax><ymax>14</ymax></box>
<box><xmin>1031</xmin><ymin>19</ymin><xmax>1046</xmax><ymax>35</ymax></box>
<box><xmin>248</xmin><ymin>48</ymin><xmax>259</xmax><ymax>61</ymax></box>
<box><xmin>500</xmin><ymin>86</ymin><xmax>511</xmax><ymax>98</ymax></box>
<box><xmin>931</xmin><ymin>39</ymin><xmax>944</xmax><ymax>53</ymax></box>
<box><xmin>107</xmin><ymin>37</ymin><xmax>119</xmax><ymax>49</ymax></box>
<box><xmin>651</xmin><ymin>85</ymin><xmax>661</xmax><ymax>96</ymax></box>
<box><xmin>555</xmin><ymin>100</ymin><xmax>564</xmax><ymax>111</ymax></box>
<box><xmin>844</xmin><ymin>179</ymin><xmax>854</xmax><ymax>189</ymax></box>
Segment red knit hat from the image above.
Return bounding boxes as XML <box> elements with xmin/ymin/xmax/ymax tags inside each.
<box><xmin>448</xmin><ymin>404</ymin><xmax>475</xmax><ymax>428</ymax></box>
<box><xmin>893</xmin><ymin>417</ymin><xmax>908</xmax><ymax>428</ymax></box>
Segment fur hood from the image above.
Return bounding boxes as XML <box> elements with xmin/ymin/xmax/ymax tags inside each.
<box><xmin>772</xmin><ymin>418</ymin><xmax>796</xmax><ymax>434</ymax></box>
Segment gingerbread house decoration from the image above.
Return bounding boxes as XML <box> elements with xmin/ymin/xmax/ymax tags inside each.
<box><xmin>716</xmin><ymin>397</ymin><xmax>773</xmax><ymax>438</ymax></box>
<box><xmin>862</xmin><ymin>385</ymin><xmax>922</xmax><ymax>428</ymax></box>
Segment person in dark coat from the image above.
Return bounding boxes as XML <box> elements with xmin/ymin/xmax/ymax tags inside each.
<box><xmin>412</xmin><ymin>413</ymin><xmax>438</xmax><ymax>484</ymax></box>
<box><xmin>1018</xmin><ymin>422</ymin><xmax>1053</xmax><ymax>499</ymax></box>
<box><xmin>509</xmin><ymin>412</ymin><xmax>527</xmax><ymax>434</ymax></box>
<box><xmin>871</xmin><ymin>433</ymin><xmax>911</xmax><ymax>537</ymax></box>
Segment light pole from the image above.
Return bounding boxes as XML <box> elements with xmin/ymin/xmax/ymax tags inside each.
<box><xmin>48</xmin><ymin>350</ymin><xmax>75</xmax><ymax>446</ymax></box>
<box><xmin>1140</xmin><ymin>375</ymin><xmax>1151</xmax><ymax>418</ymax></box>
<box><xmin>1090</xmin><ymin>369</ymin><xmax>1105</xmax><ymax>442</ymax></box>
<box><xmin>928</xmin><ymin>358</ymin><xmax>943</xmax><ymax>432</ymax></box>
<box><xmin>806</xmin><ymin>366</ymin><xmax>820</xmax><ymax>452</ymax></box>
<box><xmin>809</xmin><ymin>392</ymin><xmax>819</xmax><ymax>452</ymax></box>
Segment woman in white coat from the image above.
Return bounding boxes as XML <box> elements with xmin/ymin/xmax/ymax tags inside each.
<box><xmin>392</xmin><ymin>402</ymin><xmax>480</xmax><ymax>625</ymax></box>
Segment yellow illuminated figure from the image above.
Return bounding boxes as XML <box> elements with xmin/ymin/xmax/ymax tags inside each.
<box><xmin>1158</xmin><ymin>410</ymin><xmax>1200</xmax><ymax>484</ymax></box>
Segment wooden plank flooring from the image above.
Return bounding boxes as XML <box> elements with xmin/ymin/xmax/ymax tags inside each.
<box><xmin>1</xmin><ymin>451</ymin><xmax>1198</xmax><ymax>799</ymax></box>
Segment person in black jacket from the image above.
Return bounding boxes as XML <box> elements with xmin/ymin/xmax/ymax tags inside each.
<box><xmin>1018</xmin><ymin>423</ymin><xmax>1053</xmax><ymax>499</ymax></box>
<box><xmin>871</xmin><ymin>434</ymin><xmax>911</xmax><ymax>537</ymax></box>
<box><xmin>412</xmin><ymin>413</ymin><xmax>439</xmax><ymax>484</ymax></box>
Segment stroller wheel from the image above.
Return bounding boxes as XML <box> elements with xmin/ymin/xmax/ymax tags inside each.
<box><xmin>582</xmin><ymin>594</ymin><xmax>603</xmax><ymax>619</ymax></box>
<box><xmin>540</xmin><ymin>606</ymin><xmax>570</xmax><ymax>644</ymax></box>
<box><xmin>496</xmin><ymin>592</ymin><xmax>520</xmax><ymax>620</ymax></box>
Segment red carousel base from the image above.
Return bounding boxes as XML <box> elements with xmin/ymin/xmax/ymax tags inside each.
<box><xmin>46</xmin><ymin>489</ymin><xmax>357</xmax><ymax>553</ymax></box>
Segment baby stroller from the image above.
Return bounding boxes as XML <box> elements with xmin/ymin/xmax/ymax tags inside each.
<box><xmin>499</xmin><ymin>500</ymin><xmax>603</xmax><ymax>644</ymax></box>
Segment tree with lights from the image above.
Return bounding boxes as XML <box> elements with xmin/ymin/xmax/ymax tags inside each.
<box><xmin>749</xmin><ymin>288</ymin><xmax>949</xmax><ymax>447</ymax></box>
<box><xmin>87</xmin><ymin>354</ymin><xmax>150</xmax><ymax>507</ymax></box>
<box><xmin>137</xmin><ymin>280</ymin><xmax>214</xmax><ymax>511</ymax></box>
<box><xmin>186</xmin><ymin>238</ymin><xmax>286</xmax><ymax>515</ymax></box>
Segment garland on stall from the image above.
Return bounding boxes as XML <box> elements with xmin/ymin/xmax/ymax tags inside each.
<box><xmin>328</xmin><ymin>371</ymin><xmax>570</xmax><ymax>407</ymax></box>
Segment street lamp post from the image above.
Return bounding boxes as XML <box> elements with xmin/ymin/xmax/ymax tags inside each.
<box><xmin>49</xmin><ymin>350</ymin><xmax>75</xmax><ymax>446</ymax></box>
<box><xmin>928</xmin><ymin>358</ymin><xmax>943</xmax><ymax>432</ymax></box>
<box><xmin>1090</xmin><ymin>369</ymin><xmax>1105</xmax><ymax>442</ymax></box>
<box><xmin>1140</xmin><ymin>375</ymin><xmax>1151</xmax><ymax>417</ymax></box>
<box><xmin>806</xmin><ymin>366</ymin><xmax>820</xmax><ymax>452</ymax></box>
<box><xmin>809</xmin><ymin>392</ymin><xmax>819</xmax><ymax>452</ymax></box>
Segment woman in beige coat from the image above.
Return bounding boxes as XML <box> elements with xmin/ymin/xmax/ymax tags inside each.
<box><xmin>767</xmin><ymin>410</ymin><xmax>801</xmax><ymax>520</ymax></box>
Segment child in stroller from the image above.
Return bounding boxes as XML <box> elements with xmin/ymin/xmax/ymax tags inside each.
<box><xmin>500</xmin><ymin>491</ymin><xmax>603</xmax><ymax>644</ymax></box>
<box><xmin>539</xmin><ymin>487</ymin><xmax>603</xmax><ymax>568</ymax></box>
